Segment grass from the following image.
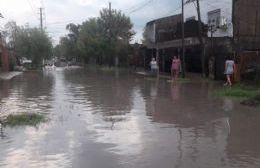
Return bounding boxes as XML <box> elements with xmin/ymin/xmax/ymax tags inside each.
<box><xmin>1</xmin><ymin>113</ymin><xmax>47</xmax><ymax>127</ymax></box>
<box><xmin>166</xmin><ymin>78</ymin><xmax>191</xmax><ymax>83</ymax></box>
<box><xmin>217</xmin><ymin>84</ymin><xmax>260</xmax><ymax>99</ymax></box>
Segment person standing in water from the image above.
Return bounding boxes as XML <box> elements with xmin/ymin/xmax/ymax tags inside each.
<box><xmin>171</xmin><ymin>55</ymin><xmax>181</xmax><ymax>80</ymax></box>
<box><xmin>224</xmin><ymin>56</ymin><xmax>235</xmax><ymax>86</ymax></box>
<box><xmin>150</xmin><ymin>57</ymin><xmax>158</xmax><ymax>76</ymax></box>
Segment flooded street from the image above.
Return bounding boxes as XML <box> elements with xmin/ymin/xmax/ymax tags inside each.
<box><xmin>0</xmin><ymin>68</ymin><xmax>260</xmax><ymax>168</ymax></box>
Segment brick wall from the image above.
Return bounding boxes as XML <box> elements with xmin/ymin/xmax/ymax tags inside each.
<box><xmin>234</xmin><ymin>0</ymin><xmax>260</xmax><ymax>50</ymax></box>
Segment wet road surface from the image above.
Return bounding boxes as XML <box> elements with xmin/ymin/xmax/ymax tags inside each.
<box><xmin>0</xmin><ymin>68</ymin><xmax>260</xmax><ymax>168</ymax></box>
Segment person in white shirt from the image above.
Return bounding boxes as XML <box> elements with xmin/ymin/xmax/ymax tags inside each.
<box><xmin>224</xmin><ymin>56</ymin><xmax>235</xmax><ymax>86</ymax></box>
<box><xmin>150</xmin><ymin>58</ymin><xmax>158</xmax><ymax>76</ymax></box>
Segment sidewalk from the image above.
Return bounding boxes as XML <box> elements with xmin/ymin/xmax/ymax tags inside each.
<box><xmin>0</xmin><ymin>71</ymin><xmax>22</xmax><ymax>80</ymax></box>
<box><xmin>135</xmin><ymin>71</ymin><xmax>171</xmax><ymax>79</ymax></box>
<box><xmin>135</xmin><ymin>71</ymin><xmax>211</xmax><ymax>83</ymax></box>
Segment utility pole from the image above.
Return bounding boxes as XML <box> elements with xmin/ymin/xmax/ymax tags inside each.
<box><xmin>181</xmin><ymin>0</ymin><xmax>186</xmax><ymax>78</ymax></box>
<box><xmin>0</xmin><ymin>12</ymin><xmax>3</xmax><ymax>43</ymax></box>
<box><xmin>232</xmin><ymin>0</ymin><xmax>236</xmax><ymax>55</ymax></box>
<box><xmin>109</xmin><ymin>2</ymin><xmax>111</xmax><ymax>14</ymax></box>
<box><xmin>109</xmin><ymin>2</ymin><xmax>118</xmax><ymax>67</ymax></box>
<box><xmin>109</xmin><ymin>2</ymin><xmax>111</xmax><ymax>40</ymax></box>
<box><xmin>39</xmin><ymin>8</ymin><xmax>43</xmax><ymax>32</ymax></box>
<box><xmin>196</xmin><ymin>0</ymin><xmax>205</xmax><ymax>77</ymax></box>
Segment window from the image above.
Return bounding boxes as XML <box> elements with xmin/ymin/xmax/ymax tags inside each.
<box><xmin>208</xmin><ymin>9</ymin><xmax>221</xmax><ymax>29</ymax></box>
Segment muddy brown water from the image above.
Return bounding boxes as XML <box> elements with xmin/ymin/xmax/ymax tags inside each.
<box><xmin>0</xmin><ymin>68</ymin><xmax>260</xmax><ymax>168</ymax></box>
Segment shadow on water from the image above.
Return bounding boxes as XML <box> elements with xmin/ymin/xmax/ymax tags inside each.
<box><xmin>0</xmin><ymin>68</ymin><xmax>259</xmax><ymax>168</ymax></box>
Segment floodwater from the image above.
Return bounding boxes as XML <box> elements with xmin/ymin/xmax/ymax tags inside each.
<box><xmin>0</xmin><ymin>68</ymin><xmax>260</xmax><ymax>168</ymax></box>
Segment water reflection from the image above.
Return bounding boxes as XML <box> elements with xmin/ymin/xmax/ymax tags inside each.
<box><xmin>0</xmin><ymin>125</ymin><xmax>5</xmax><ymax>139</ymax></box>
<box><xmin>0</xmin><ymin>69</ymin><xmax>259</xmax><ymax>168</ymax></box>
<box><xmin>0</xmin><ymin>71</ymin><xmax>55</xmax><ymax>118</ymax></box>
<box><xmin>227</xmin><ymin>105</ymin><xmax>260</xmax><ymax>166</ymax></box>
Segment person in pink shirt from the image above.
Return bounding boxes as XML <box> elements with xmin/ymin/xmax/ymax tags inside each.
<box><xmin>171</xmin><ymin>55</ymin><xmax>181</xmax><ymax>80</ymax></box>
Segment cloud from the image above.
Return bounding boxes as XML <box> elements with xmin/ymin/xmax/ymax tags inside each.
<box><xmin>0</xmin><ymin>0</ymin><xmax>180</xmax><ymax>44</ymax></box>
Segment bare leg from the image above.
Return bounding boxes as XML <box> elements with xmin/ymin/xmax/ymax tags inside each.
<box><xmin>227</xmin><ymin>75</ymin><xmax>232</xmax><ymax>86</ymax></box>
<box><xmin>175</xmin><ymin>70</ymin><xmax>179</xmax><ymax>80</ymax></box>
<box><xmin>173</xmin><ymin>70</ymin><xmax>177</xmax><ymax>81</ymax></box>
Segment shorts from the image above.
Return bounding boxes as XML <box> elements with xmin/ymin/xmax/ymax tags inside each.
<box><xmin>172</xmin><ymin>68</ymin><xmax>179</xmax><ymax>73</ymax></box>
<box><xmin>225</xmin><ymin>70</ymin><xmax>234</xmax><ymax>75</ymax></box>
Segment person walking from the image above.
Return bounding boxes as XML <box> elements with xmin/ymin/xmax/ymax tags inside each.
<box><xmin>150</xmin><ymin>57</ymin><xmax>158</xmax><ymax>76</ymax></box>
<box><xmin>224</xmin><ymin>56</ymin><xmax>235</xmax><ymax>86</ymax></box>
<box><xmin>171</xmin><ymin>55</ymin><xmax>181</xmax><ymax>80</ymax></box>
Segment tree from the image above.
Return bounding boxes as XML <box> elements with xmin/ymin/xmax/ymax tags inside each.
<box><xmin>98</xmin><ymin>8</ymin><xmax>135</xmax><ymax>41</ymax></box>
<box><xmin>57</xmin><ymin>7</ymin><xmax>135</xmax><ymax>67</ymax></box>
<box><xmin>4</xmin><ymin>22</ymin><xmax>53</xmax><ymax>68</ymax></box>
<box><xmin>98</xmin><ymin>8</ymin><xmax>135</xmax><ymax>66</ymax></box>
<box><xmin>28</xmin><ymin>28</ymin><xmax>53</xmax><ymax>67</ymax></box>
<box><xmin>77</xmin><ymin>18</ymin><xmax>108</xmax><ymax>64</ymax></box>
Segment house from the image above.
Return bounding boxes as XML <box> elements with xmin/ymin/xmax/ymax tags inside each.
<box><xmin>143</xmin><ymin>14</ymin><xmax>206</xmax><ymax>73</ymax></box>
<box><xmin>233</xmin><ymin>0</ymin><xmax>260</xmax><ymax>51</ymax></box>
<box><xmin>143</xmin><ymin>0</ymin><xmax>260</xmax><ymax>79</ymax></box>
<box><xmin>184</xmin><ymin>0</ymin><xmax>233</xmax><ymax>38</ymax></box>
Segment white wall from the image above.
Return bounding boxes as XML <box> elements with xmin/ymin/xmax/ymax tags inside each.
<box><xmin>184</xmin><ymin>0</ymin><xmax>233</xmax><ymax>37</ymax></box>
<box><xmin>145</xmin><ymin>23</ymin><xmax>156</xmax><ymax>44</ymax></box>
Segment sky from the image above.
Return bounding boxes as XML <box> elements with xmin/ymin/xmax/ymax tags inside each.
<box><xmin>0</xmin><ymin>0</ymin><xmax>181</xmax><ymax>45</ymax></box>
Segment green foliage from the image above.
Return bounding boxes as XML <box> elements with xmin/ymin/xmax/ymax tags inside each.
<box><xmin>2</xmin><ymin>113</ymin><xmax>47</xmax><ymax>127</ymax></box>
<box><xmin>57</xmin><ymin>7</ymin><xmax>135</xmax><ymax>66</ymax></box>
<box><xmin>217</xmin><ymin>84</ymin><xmax>260</xmax><ymax>98</ymax></box>
<box><xmin>98</xmin><ymin>8</ymin><xmax>135</xmax><ymax>41</ymax></box>
<box><xmin>77</xmin><ymin>18</ymin><xmax>104</xmax><ymax>63</ymax></box>
<box><xmin>54</xmin><ymin>23</ymin><xmax>81</xmax><ymax>62</ymax></box>
<box><xmin>4</xmin><ymin>22</ymin><xmax>53</xmax><ymax>68</ymax></box>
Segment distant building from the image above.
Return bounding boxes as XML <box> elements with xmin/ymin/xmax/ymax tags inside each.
<box><xmin>142</xmin><ymin>0</ymin><xmax>260</xmax><ymax>79</ymax></box>
<box><xmin>184</xmin><ymin>0</ymin><xmax>233</xmax><ymax>38</ymax></box>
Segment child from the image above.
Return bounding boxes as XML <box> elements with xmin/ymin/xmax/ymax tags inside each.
<box><xmin>224</xmin><ymin>56</ymin><xmax>235</xmax><ymax>86</ymax></box>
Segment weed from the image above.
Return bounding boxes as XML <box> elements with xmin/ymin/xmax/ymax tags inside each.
<box><xmin>2</xmin><ymin>113</ymin><xmax>47</xmax><ymax>127</ymax></box>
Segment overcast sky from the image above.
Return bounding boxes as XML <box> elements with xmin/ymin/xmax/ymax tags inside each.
<box><xmin>0</xmin><ymin>0</ymin><xmax>181</xmax><ymax>45</ymax></box>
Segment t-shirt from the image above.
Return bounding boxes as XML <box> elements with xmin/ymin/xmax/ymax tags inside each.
<box><xmin>172</xmin><ymin>59</ymin><xmax>181</xmax><ymax>70</ymax></box>
<box><xmin>150</xmin><ymin>60</ymin><xmax>158</xmax><ymax>69</ymax></box>
<box><xmin>225</xmin><ymin>60</ymin><xmax>235</xmax><ymax>74</ymax></box>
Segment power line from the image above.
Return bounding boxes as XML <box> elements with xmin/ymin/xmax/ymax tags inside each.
<box><xmin>47</xmin><ymin>19</ymin><xmax>83</xmax><ymax>26</ymax></box>
<box><xmin>123</xmin><ymin>0</ymin><xmax>154</xmax><ymax>12</ymax></box>
<box><xmin>26</xmin><ymin>0</ymin><xmax>38</xmax><ymax>20</ymax></box>
<box><xmin>128</xmin><ymin>0</ymin><xmax>155</xmax><ymax>15</ymax></box>
<box><xmin>156</xmin><ymin>5</ymin><xmax>182</xmax><ymax>19</ymax></box>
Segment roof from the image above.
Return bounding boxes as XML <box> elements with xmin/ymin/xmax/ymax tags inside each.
<box><xmin>146</xmin><ymin>14</ymin><xmax>182</xmax><ymax>26</ymax></box>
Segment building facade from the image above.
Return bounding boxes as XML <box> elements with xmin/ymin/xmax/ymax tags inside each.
<box><xmin>142</xmin><ymin>0</ymin><xmax>260</xmax><ymax>79</ymax></box>
<box><xmin>184</xmin><ymin>0</ymin><xmax>233</xmax><ymax>38</ymax></box>
<box><xmin>233</xmin><ymin>0</ymin><xmax>260</xmax><ymax>51</ymax></box>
